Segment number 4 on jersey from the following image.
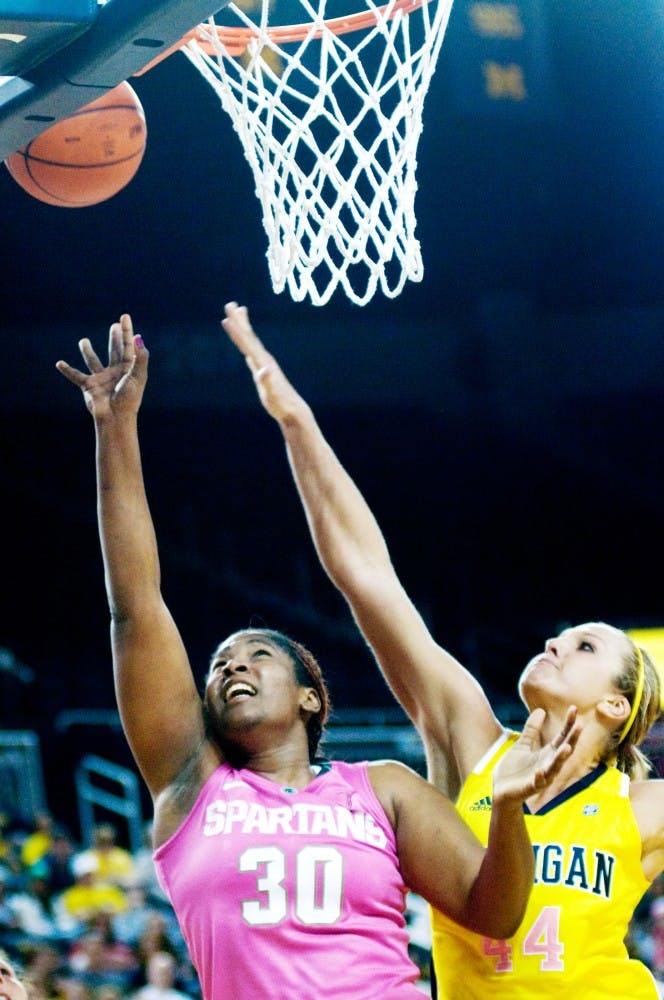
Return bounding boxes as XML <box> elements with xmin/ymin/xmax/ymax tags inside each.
<box><xmin>482</xmin><ymin>906</ymin><xmax>564</xmax><ymax>973</ymax></box>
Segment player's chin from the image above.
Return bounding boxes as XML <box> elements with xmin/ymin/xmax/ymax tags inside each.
<box><xmin>216</xmin><ymin>701</ymin><xmax>263</xmax><ymax>735</ymax></box>
<box><xmin>518</xmin><ymin>674</ymin><xmax>550</xmax><ymax>713</ymax></box>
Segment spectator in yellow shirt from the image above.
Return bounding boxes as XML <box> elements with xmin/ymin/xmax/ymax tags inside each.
<box><xmin>54</xmin><ymin>854</ymin><xmax>128</xmax><ymax>931</ymax></box>
<box><xmin>74</xmin><ymin>825</ymin><xmax>136</xmax><ymax>890</ymax></box>
<box><xmin>21</xmin><ymin>812</ymin><xmax>55</xmax><ymax>869</ymax></box>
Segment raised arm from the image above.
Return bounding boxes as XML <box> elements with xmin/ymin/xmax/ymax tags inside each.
<box><xmin>221</xmin><ymin>302</ymin><xmax>503</xmax><ymax>796</ymax></box>
<box><xmin>371</xmin><ymin>707</ymin><xmax>579</xmax><ymax>938</ymax></box>
<box><xmin>56</xmin><ymin>316</ymin><xmax>211</xmax><ymax>803</ymax></box>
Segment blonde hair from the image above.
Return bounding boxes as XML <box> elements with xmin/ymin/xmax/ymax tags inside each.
<box><xmin>608</xmin><ymin>640</ymin><xmax>661</xmax><ymax>780</ymax></box>
<box><xmin>0</xmin><ymin>951</ymin><xmax>27</xmax><ymax>1000</ymax></box>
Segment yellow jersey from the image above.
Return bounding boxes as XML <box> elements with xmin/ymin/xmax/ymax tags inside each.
<box><xmin>432</xmin><ymin>732</ymin><xmax>658</xmax><ymax>998</ymax></box>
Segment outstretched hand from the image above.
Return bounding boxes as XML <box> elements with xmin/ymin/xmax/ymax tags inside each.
<box><xmin>221</xmin><ymin>302</ymin><xmax>305</xmax><ymax>422</ymax></box>
<box><xmin>55</xmin><ymin>314</ymin><xmax>148</xmax><ymax>420</ymax></box>
<box><xmin>493</xmin><ymin>706</ymin><xmax>581</xmax><ymax>804</ymax></box>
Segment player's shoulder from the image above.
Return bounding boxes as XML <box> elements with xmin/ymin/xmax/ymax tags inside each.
<box><xmin>365</xmin><ymin>758</ymin><xmax>427</xmax><ymax>805</ymax></box>
<box><xmin>365</xmin><ymin>758</ymin><xmax>418</xmax><ymax>784</ymax></box>
<box><xmin>629</xmin><ymin>777</ymin><xmax>664</xmax><ymax>879</ymax></box>
<box><xmin>629</xmin><ymin>776</ymin><xmax>664</xmax><ymax>830</ymax></box>
<box><xmin>630</xmin><ymin>775</ymin><xmax>664</xmax><ymax>805</ymax></box>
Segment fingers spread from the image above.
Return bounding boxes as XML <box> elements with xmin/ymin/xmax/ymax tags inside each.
<box><xmin>55</xmin><ymin>359</ymin><xmax>86</xmax><ymax>387</ymax></box>
<box><xmin>108</xmin><ymin>322</ymin><xmax>124</xmax><ymax>367</ymax></box>
<box><xmin>78</xmin><ymin>338</ymin><xmax>104</xmax><ymax>374</ymax></box>
<box><xmin>131</xmin><ymin>334</ymin><xmax>149</xmax><ymax>380</ymax></box>
<box><xmin>107</xmin><ymin>314</ymin><xmax>137</xmax><ymax>367</ymax></box>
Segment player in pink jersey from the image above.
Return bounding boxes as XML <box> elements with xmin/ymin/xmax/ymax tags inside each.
<box><xmin>56</xmin><ymin>315</ymin><xmax>580</xmax><ymax>1000</ymax></box>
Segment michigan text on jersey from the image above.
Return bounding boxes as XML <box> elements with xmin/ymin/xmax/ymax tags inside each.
<box><xmin>532</xmin><ymin>843</ymin><xmax>615</xmax><ymax>898</ymax></box>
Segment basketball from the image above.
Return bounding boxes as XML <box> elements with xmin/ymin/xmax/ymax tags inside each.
<box><xmin>3</xmin><ymin>81</ymin><xmax>147</xmax><ymax>208</ymax></box>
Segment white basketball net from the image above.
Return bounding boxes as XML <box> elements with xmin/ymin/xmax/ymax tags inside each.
<box><xmin>183</xmin><ymin>0</ymin><xmax>454</xmax><ymax>305</ymax></box>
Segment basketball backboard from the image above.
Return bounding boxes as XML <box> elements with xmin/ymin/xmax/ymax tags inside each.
<box><xmin>0</xmin><ymin>2</ymin><xmax>96</xmax><ymax>79</ymax></box>
<box><xmin>0</xmin><ymin>0</ymin><xmax>229</xmax><ymax>161</ymax></box>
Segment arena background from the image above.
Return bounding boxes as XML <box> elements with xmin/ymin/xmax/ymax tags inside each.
<box><xmin>0</xmin><ymin>0</ymin><xmax>662</xmax><ymax>834</ymax></box>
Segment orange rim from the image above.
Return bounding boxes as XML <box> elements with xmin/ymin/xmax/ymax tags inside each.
<box><xmin>135</xmin><ymin>0</ymin><xmax>428</xmax><ymax>73</ymax></box>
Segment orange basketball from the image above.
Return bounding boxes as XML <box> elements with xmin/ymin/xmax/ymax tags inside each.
<box><xmin>4</xmin><ymin>81</ymin><xmax>147</xmax><ymax>208</ymax></box>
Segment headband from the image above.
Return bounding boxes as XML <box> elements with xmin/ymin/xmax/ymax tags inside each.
<box><xmin>619</xmin><ymin>643</ymin><xmax>645</xmax><ymax>743</ymax></box>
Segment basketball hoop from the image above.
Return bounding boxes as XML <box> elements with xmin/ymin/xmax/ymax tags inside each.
<box><xmin>139</xmin><ymin>0</ymin><xmax>455</xmax><ymax>305</ymax></box>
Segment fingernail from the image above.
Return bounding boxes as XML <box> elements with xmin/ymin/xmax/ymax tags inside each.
<box><xmin>135</xmin><ymin>336</ymin><xmax>144</xmax><ymax>348</ymax></box>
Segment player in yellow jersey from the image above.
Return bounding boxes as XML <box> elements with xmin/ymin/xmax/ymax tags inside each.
<box><xmin>222</xmin><ymin>301</ymin><xmax>664</xmax><ymax>999</ymax></box>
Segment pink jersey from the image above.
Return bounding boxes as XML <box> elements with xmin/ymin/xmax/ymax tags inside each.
<box><xmin>153</xmin><ymin>760</ymin><xmax>423</xmax><ymax>999</ymax></box>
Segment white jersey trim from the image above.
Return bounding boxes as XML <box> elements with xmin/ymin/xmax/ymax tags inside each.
<box><xmin>471</xmin><ymin>730</ymin><xmax>513</xmax><ymax>775</ymax></box>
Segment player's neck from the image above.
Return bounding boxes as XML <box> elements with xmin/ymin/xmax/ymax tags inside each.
<box><xmin>525</xmin><ymin>729</ymin><xmax>604</xmax><ymax>813</ymax></box>
<box><xmin>247</xmin><ymin>742</ymin><xmax>319</xmax><ymax>790</ymax></box>
<box><xmin>253</xmin><ymin>762</ymin><xmax>319</xmax><ymax>790</ymax></box>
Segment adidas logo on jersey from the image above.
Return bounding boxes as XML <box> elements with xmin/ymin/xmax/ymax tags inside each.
<box><xmin>469</xmin><ymin>796</ymin><xmax>492</xmax><ymax>812</ymax></box>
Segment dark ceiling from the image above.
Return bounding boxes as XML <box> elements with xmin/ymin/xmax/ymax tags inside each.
<box><xmin>0</xmin><ymin>0</ymin><xmax>662</xmax><ymax>817</ymax></box>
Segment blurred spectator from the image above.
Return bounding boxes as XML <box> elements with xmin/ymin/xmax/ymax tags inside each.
<box><xmin>0</xmin><ymin>871</ymin><xmax>20</xmax><ymax>941</ymax></box>
<box><xmin>20</xmin><ymin>942</ymin><xmax>65</xmax><ymax>1000</ymax></box>
<box><xmin>36</xmin><ymin>829</ymin><xmax>76</xmax><ymax>900</ymax></box>
<box><xmin>112</xmin><ymin>887</ymin><xmax>157</xmax><ymax>948</ymax></box>
<box><xmin>131</xmin><ymin>952</ymin><xmax>190</xmax><ymax>1000</ymax></box>
<box><xmin>6</xmin><ymin>872</ymin><xmax>65</xmax><ymax>943</ymax></box>
<box><xmin>131</xmin><ymin>825</ymin><xmax>166</xmax><ymax>906</ymax></box>
<box><xmin>55</xmin><ymin>975</ymin><xmax>94</xmax><ymax>1000</ymax></box>
<box><xmin>0</xmin><ymin>824</ymin><xmax>29</xmax><ymax>891</ymax></box>
<box><xmin>74</xmin><ymin>827</ymin><xmax>135</xmax><ymax>890</ymax></box>
<box><xmin>77</xmin><ymin>912</ymin><xmax>137</xmax><ymax>975</ymax></box>
<box><xmin>0</xmin><ymin>814</ymin><xmax>17</xmax><ymax>869</ymax></box>
<box><xmin>405</xmin><ymin>892</ymin><xmax>432</xmax><ymax>993</ymax></box>
<box><xmin>21</xmin><ymin>815</ymin><xmax>55</xmax><ymax>870</ymax></box>
<box><xmin>132</xmin><ymin>912</ymin><xmax>192</xmax><ymax>994</ymax></box>
<box><xmin>53</xmin><ymin>855</ymin><xmax>128</xmax><ymax>931</ymax></box>
<box><xmin>650</xmin><ymin>897</ymin><xmax>664</xmax><ymax>981</ymax></box>
<box><xmin>65</xmin><ymin>931</ymin><xmax>134</xmax><ymax>992</ymax></box>
<box><xmin>134</xmin><ymin>913</ymin><xmax>178</xmax><ymax>969</ymax></box>
<box><xmin>95</xmin><ymin>987</ymin><xmax>126</xmax><ymax>1000</ymax></box>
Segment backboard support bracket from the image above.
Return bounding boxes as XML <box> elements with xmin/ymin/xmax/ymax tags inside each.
<box><xmin>0</xmin><ymin>0</ymin><xmax>229</xmax><ymax>160</ymax></box>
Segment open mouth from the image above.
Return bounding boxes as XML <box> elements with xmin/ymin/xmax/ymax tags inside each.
<box><xmin>224</xmin><ymin>682</ymin><xmax>257</xmax><ymax>703</ymax></box>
